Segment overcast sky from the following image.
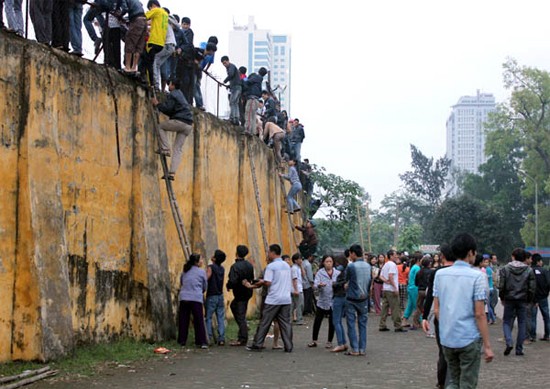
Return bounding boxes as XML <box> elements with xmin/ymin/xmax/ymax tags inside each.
<box><xmin>24</xmin><ymin>0</ymin><xmax>550</xmax><ymax>207</ymax></box>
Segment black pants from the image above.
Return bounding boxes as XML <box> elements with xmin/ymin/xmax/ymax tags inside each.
<box><xmin>303</xmin><ymin>287</ymin><xmax>314</xmax><ymax>315</ymax></box>
<box><xmin>143</xmin><ymin>43</ymin><xmax>163</xmax><ymax>86</ymax></box>
<box><xmin>230</xmin><ymin>299</ymin><xmax>249</xmax><ymax>343</ymax></box>
<box><xmin>176</xmin><ymin>57</ymin><xmax>196</xmax><ymax>104</ymax></box>
<box><xmin>312</xmin><ymin>307</ymin><xmax>334</xmax><ymax>342</ymax></box>
<box><xmin>104</xmin><ymin>27</ymin><xmax>121</xmax><ymax>69</ymax></box>
<box><xmin>51</xmin><ymin>0</ymin><xmax>70</xmax><ymax>50</ymax></box>
<box><xmin>434</xmin><ymin>318</ymin><xmax>448</xmax><ymax>387</ymax></box>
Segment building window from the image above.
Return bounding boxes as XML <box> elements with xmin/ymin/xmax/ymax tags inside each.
<box><xmin>281</xmin><ymin>47</ymin><xmax>285</xmax><ymax>55</ymax></box>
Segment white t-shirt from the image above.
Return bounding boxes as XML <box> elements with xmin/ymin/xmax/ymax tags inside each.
<box><xmin>381</xmin><ymin>260</ymin><xmax>398</xmax><ymax>292</ymax></box>
<box><xmin>292</xmin><ymin>264</ymin><xmax>303</xmax><ymax>293</ymax></box>
<box><xmin>265</xmin><ymin>258</ymin><xmax>292</xmax><ymax>305</ymax></box>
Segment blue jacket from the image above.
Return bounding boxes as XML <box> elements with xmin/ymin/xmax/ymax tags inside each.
<box><xmin>345</xmin><ymin>259</ymin><xmax>371</xmax><ymax>301</ymax></box>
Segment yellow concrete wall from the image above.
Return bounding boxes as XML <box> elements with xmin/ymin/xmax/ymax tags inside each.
<box><xmin>0</xmin><ymin>31</ymin><xmax>298</xmax><ymax>362</ymax></box>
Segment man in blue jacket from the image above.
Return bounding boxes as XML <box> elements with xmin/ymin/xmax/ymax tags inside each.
<box><xmin>345</xmin><ymin>244</ymin><xmax>371</xmax><ymax>356</ymax></box>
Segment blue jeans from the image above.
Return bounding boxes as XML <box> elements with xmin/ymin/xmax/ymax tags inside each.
<box><xmin>287</xmin><ymin>182</ymin><xmax>302</xmax><ymax>212</ymax></box>
<box><xmin>5</xmin><ymin>0</ymin><xmax>24</xmax><ymax>35</ymax></box>
<box><xmin>531</xmin><ymin>297</ymin><xmax>550</xmax><ymax>339</ymax></box>
<box><xmin>291</xmin><ymin>142</ymin><xmax>302</xmax><ymax>164</ymax></box>
<box><xmin>503</xmin><ymin>300</ymin><xmax>527</xmax><ymax>352</ymax></box>
<box><xmin>205</xmin><ymin>295</ymin><xmax>225</xmax><ymax>342</ymax></box>
<box><xmin>194</xmin><ymin>73</ymin><xmax>204</xmax><ymax>108</ymax></box>
<box><xmin>83</xmin><ymin>5</ymin><xmax>104</xmax><ymax>42</ymax></box>
<box><xmin>69</xmin><ymin>3</ymin><xmax>83</xmax><ymax>53</ymax></box>
<box><xmin>229</xmin><ymin>86</ymin><xmax>241</xmax><ymax>121</ymax></box>
<box><xmin>487</xmin><ymin>289</ymin><xmax>496</xmax><ymax>323</ymax></box>
<box><xmin>346</xmin><ymin>299</ymin><xmax>368</xmax><ymax>353</ymax></box>
<box><xmin>332</xmin><ymin>296</ymin><xmax>346</xmax><ymax>346</ymax></box>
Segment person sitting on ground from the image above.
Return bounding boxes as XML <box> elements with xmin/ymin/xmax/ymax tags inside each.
<box><xmin>151</xmin><ymin>79</ymin><xmax>193</xmax><ymax>181</ymax></box>
<box><xmin>205</xmin><ymin>249</ymin><xmax>227</xmax><ymax>346</ymax></box>
<box><xmin>295</xmin><ymin>219</ymin><xmax>318</xmax><ymax>258</ymax></box>
<box><xmin>278</xmin><ymin>159</ymin><xmax>302</xmax><ymax>214</ymax></box>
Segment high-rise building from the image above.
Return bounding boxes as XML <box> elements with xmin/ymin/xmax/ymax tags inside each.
<box><xmin>446</xmin><ymin>91</ymin><xmax>496</xmax><ymax>174</ymax></box>
<box><xmin>228</xmin><ymin>16</ymin><xmax>292</xmax><ymax>112</ymax></box>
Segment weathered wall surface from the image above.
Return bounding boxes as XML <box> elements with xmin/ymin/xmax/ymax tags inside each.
<box><xmin>0</xmin><ymin>31</ymin><xmax>299</xmax><ymax>362</ymax></box>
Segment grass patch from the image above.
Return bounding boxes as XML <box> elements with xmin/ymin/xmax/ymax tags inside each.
<box><xmin>0</xmin><ymin>319</ymin><xmax>257</xmax><ymax>379</ymax></box>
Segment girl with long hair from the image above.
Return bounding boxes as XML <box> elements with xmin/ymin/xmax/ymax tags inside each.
<box><xmin>177</xmin><ymin>253</ymin><xmax>208</xmax><ymax>348</ymax></box>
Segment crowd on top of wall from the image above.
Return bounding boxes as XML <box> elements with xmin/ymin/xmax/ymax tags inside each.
<box><xmin>1</xmin><ymin>0</ymin><xmax>314</xmax><ymax>211</ymax></box>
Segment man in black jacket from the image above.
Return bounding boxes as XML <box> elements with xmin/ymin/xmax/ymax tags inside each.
<box><xmin>530</xmin><ymin>253</ymin><xmax>550</xmax><ymax>341</ymax></box>
<box><xmin>290</xmin><ymin>118</ymin><xmax>305</xmax><ymax>166</ymax></box>
<box><xmin>151</xmin><ymin>79</ymin><xmax>193</xmax><ymax>181</ymax></box>
<box><xmin>243</xmin><ymin>67</ymin><xmax>267</xmax><ymax>135</ymax></box>
<box><xmin>226</xmin><ymin>245</ymin><xmax>255</xmax><ymax>346</ymax></box>
<box><xmin>222</xmin><ymin>55</ymin><xmax>241</xmax><ymax>125</ymax></box>
<box><xmin>499</xmin><ymin>248</ymin><xmax>536</xmax><ymax>356</ymax></box>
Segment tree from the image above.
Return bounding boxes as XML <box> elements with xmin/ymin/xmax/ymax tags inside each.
<box><xmin>429</xmin><ymin>195</ymin><xmax>516</xmax><ymax>260</ymax></box>
<box><xmin>309</xmin><ymin>165</ymin><xmax>369</xmax><ymax>254</ymax></box>
<box><xmin>397</xmin><ymin>224</ymin><xmax>423</xmax><ymax>254</ymax></box>
<box><xmin>311</xmin><ymin>165</ymin><xmax>368</xmax><ymax>221</ymax></box>
<box><xmin>399</xmin><ymin>144</ymin><xmax>451</xmax><ymax>207</ymax></box>
<box><xmin>482</xmin><ymin>59</ymin><xmax>550</xmax><ymax>247</ymax></box>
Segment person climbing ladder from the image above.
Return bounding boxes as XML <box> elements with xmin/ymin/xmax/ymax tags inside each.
<box><xmin>151</xmin><ymin>79</ymin><xmax>194</xmax><ymax>181</ymax></box>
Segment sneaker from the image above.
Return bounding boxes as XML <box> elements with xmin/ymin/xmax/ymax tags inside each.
<box><xmin>379</xmin><ymin>328</ymin><xmax>390</xmax><ymax>332</ymax></box>
<box><xmin>200</xmin><ymin>344</ymin><xmax>208</xmax><ymax>349</ymax></box>
<box><xmin>515</xmin><ymin>350</ymin><xmax>524</xmax><ymax>356</ymax></box>
<box><xmin>504</xmin><ymin>346</ymin><xmax>513</xmax><ymax>356</ymax></box>
<box><xmin>394</xmin><ymin>328</ymin><xmax>408</xmax><ymax>333</ymax></box>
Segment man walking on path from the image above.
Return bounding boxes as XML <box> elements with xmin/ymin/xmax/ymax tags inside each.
<box><xmin>379</xmin><ymin>249</ymin><xmax>406</xmax><ymax>333</ymax></box>
<box><xmin>245</xmin><ymin>244</ymin><xmax>293</xmax><ymax>352</ymax></box>
<box><xmin>345</xmin><ymin>244</ymin><xmax>371</xmax><ymax>356</ymax></box>
<box><xmin>422</xmin><ymin>243</ymin><xmax>455</xmax><ymax>389</ymax></box>
<box><xmin>499</xmin><ymin>248</ymin><xmax>536</xmax><ymax>356</ymax></box>
<box><xmin>434</xmin><ymin>233</ymin><xmax>494</xmax><ymax>389</ymax></box>
<box><xmin>226</xmin><ymin>245</ymin><xmax>255</xmax><ymax>347</ymax></box>
<box><xmin>530</xmin><ymin>253</ymin><xmax>550</xmax><ymax>341</ymax></box>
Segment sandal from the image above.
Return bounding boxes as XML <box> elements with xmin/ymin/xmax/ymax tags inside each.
<box><xmin>344</xmin><ymin>351</ymin><xmax>360</xmax><ymax>356</ymax></box>
<box><xmin>325</xmin><ymin>342</ymin><xmax>333</xmax><ymax>349</ymax></box>
<box><xmin>307</xmin><ymin>341</ymin><xmax>317</xmax><ymax>348</ymax></box>
<box><xmin>272</xmin><ymin>345</ymin><xmax>283</xmax><ymax>350</ymax></box>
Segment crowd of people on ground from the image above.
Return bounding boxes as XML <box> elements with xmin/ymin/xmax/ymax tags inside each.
<box><xmin>176</xmin><ymin>232</ymin><xmax>549</xmax><ymax>388</ymax></box>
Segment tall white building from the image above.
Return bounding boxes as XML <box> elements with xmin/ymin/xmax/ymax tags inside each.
<box><xmin>228</xmin><ymin>16</ymin><xmax>292</xmax><ymax>112</ymax></box>
<box><xmin>446</xmin><ymin>91</ymin><xmax>496</xmax><ymax>174</ymax></box>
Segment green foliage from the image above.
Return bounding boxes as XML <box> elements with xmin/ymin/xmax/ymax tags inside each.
<box><xmin>310</xmin><ymin>165</ymin><xmax>369</xmax><ymax>254</ymax></box>
<box><xmin>398</xmin><ymin>224</ymin><xmax>424</xmax><ymax>253</ymax></box>
<box><xmin>430</xmin><ymin>195</ymin><xmax>517</xmax><ymax>259</ymax></box>
<box><xmin>310</xmin><ymin>165</ymin><xmax>368</xmax><ymax>221</ymax></box>
<box><xmin>399</xmin><ymin>144</ymin><xmax>451</xmax><ymax>206</ymax></box>
<box><xmin>481</xmin><ymin>59</ymin><xmax>550</xmax><ymax>246</ymax></box>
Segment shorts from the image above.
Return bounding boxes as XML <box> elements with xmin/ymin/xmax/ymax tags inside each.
<box><xmin>124</xmin><ymin>16</ymin><xmax>147</xmax><ymax>55</ymax></box>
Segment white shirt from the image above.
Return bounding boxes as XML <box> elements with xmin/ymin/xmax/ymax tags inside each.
<box><xmin>292</xmin><ymin>264</ymin><xmax>303</xmax><ymax>293</ymax></box>
<box><xmin>381</xmin><ymin>260</ymin><xmax>398</xmax><ymax>292</ymax></box>
<box><xmin>265</xmin><ymin>258</ymin><xmax>292</xmax><ymax>305</ymax></box>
